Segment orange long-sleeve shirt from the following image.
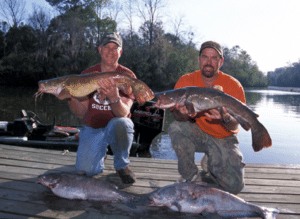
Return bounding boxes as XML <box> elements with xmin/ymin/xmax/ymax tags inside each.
<box><xmin>174</xmin><ymin>70</ymin><xmax>246</xmax><ymax>138</ymax></box>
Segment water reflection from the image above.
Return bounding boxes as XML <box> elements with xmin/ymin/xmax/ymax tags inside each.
<box><xmin>0</xmin><ymin>85</ymin><xmax>82</xmax><ymax>127</ymax></box>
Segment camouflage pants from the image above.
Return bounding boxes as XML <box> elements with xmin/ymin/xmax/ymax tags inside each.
<box><xmin>169</xmin><ymin>121</ymin><xmax>245</xmax><ymax>194</ymax></box>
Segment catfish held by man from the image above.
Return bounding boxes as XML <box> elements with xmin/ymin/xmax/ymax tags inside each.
<box><xmin>154</xmin><ymin>86</ymin><xmax>272</xmax><ymax>152</ymax></box>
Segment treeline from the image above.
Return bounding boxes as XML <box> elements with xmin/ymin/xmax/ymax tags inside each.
<box><xmin>0</xmin><ymin>0</ymin><xmax>268</xmax><ymax>90</ymax></box>
<box><xmin>268</xmin><ymin>61</ymin><xmax>300</xmax><ymax>87</ymax></box>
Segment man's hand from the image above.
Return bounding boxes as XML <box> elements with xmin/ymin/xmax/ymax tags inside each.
<box><xmin>204</xmin><ymin>107</ymin><xmax>228</xmax><ymax>120</ymax></box>
<box><xmin>97</xmin><ymin>78</ymin><xmax>120</xmax><ymax>103</ymax></box>
<box><xmin>205</xmin><ymin>107</ymin><xmax>239</xmax><ymax>131</ymax></box>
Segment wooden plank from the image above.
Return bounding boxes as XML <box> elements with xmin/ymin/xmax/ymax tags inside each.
<box><xmin>1</xmin><ymin>149</ymin><xmax>300</xmax><ymax>178</ymax></box>
<box><xmin>2</xmin><ymin>144</ymin><xmax>300</xmax><ymax>169</ymax></box>
<box><xmin>1</xmin><ymin>164</ymin><xmax>299</xmax><ymax>193</ymax></box>
<box><xmin>0</xmin><ymin>144</ymin><xmax>299</xmax><ymax>218</ymax></box>
<box><xmin>1</xmin><ymin>147</ymin><xmax>300</xmax><ymax>178</ymax></box>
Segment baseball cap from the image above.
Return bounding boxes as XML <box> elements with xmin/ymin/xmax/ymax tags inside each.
<box><xmin>100</xmin><ymin>32</ymin><xmax>122</xmax><ymax>47</ymax></box>
<box><xmin>199</xmin><ymin>41</ymin><xmax>223</xmax><ymax>58</ymax></box>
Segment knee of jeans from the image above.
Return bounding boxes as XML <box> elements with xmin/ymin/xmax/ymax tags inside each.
<box><xmin>109</xmin><ymin>117</ymin><xmax>134</xmax><ymax>132</ymax></box>
<box><xmin>225</xmin><ymin>178</ymin><xmax>245</xmax><ymax>195</ymax></box>
<box><xmin>168</xmin><ymin>121</ymin><xmax>182</xmax><ymax>135</ymax></box>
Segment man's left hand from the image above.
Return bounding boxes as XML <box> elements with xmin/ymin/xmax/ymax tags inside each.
<box><xmin>204</xmin><ymin>107</ymin><xmax>229</xmax><ymax>121</ymax></box>
<box><xmin>97</xmin><ymin>78</ymin><xmax>120</xmax><ymax>103</ymax></box>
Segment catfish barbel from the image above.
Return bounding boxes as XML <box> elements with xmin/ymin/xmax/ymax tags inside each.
<box><xmin>137</xmin><ymin>182</ymin><xmax>279</xmax><ymax>218</ymax></box>
<box><xmin>38</xmin><ymin>173</ymin><xmax>138</xmax><ymax>208</ymax></box>
<box><xmin>35</xmin><ymin>71</ymin><xmax>155</xmax><ymax>105</ymax></box>
<box><xmin>154</xmin><ymin>86</ymin><xmax>272</xmax><ymax>152</ymax></box>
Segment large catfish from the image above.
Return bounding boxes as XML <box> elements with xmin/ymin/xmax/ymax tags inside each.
<box><xmin>38</xmin><ymin>173</ymin><xmax>138</xmax><ymax>208</ymax></box>
<box><xmin>154</xmin><ymin>86</ymin><xmax>272</xmax><ymax>152</ymax></box>
<box><xmin>137</xmin><ymin>182</ymin><xmax>279</xmax><ymax>219</ymax></box>
<box><xmin>35</xmin><ymin>71</ymin><xmax>155</xmax><ymax>106</ymax></box>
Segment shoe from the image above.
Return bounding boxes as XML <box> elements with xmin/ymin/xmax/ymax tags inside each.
<box><xmin>201</xmin><ymin>154</ymin><xmax>208</xmax><ymax>173</ymax></box>
<box><xmin>176</xmin><ymin>171</ymin><xmax>202</xmax><ymax>183</ymax></box>
<box><xmin>116</xmin><ymin>166</ymin><xmax>136</xmax><ymax>184</ymax></box>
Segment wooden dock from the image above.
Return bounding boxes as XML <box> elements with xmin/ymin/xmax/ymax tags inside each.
<box><xmin>0</xmin><ymin>144</ymin><xmax>299</xmax><ymax>219</ymax></box>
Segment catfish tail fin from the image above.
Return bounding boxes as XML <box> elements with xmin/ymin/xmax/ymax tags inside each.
<box><xmin>132</xmin><ymin>79</ymin><xmax>155</xmax><ymax>106</ymax></box>
<box><xmin>261</xmin><ymin>207</ymin><xmax>280</xmax><ymax>219</ymax></box>
<box><xmin>251</xmin><ymin>121</ymin><xmax>272</xmax><ymax>152</ymax></box>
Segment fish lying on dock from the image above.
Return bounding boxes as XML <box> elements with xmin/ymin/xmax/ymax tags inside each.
<box><xmin>35</xmin><ymin>71</ymin><xmax>155</xmax><ymax>105</ymax></box>
<box><xmin>137</xmin><ymin>182</ymin><xmax>279</xmax><ymax>219</ymax></box>
<box><xmin>38</xmin><ymin>173</ymin><xmax>138</xmax><ymax>208</ymax></box>
<box><xmin>154</xmin><ymin>86</ymin><xmax>272</xmax><ymax>152</ymax></box>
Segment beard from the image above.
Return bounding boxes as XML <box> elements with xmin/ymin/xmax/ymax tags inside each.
<box><xmin>201</xmin><ymin>65</ymin><xmax>216</xmax><ymax>78</ymax></box>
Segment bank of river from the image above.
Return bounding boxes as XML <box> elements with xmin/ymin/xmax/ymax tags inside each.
<box><xmin>268</xmin><ymin>86</ymin><xmax>300</xmax><ymax>92</ymax></box>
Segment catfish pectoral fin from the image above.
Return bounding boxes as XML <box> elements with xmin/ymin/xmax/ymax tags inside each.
<box><xmin>57</xmin><ymin>88</ymin><xmax>71</xmax><ymax>100</ymax></box>
<box><xmin>122</xmin><ymin>199</ymin><xmax>137</xmax><ymax>209</ymax></box>
<box><xmin>233</xmin><ymin>115</ymin><xmax>251</xmax><ymax>131</ymax></box>
<box><xmin>251</xmin><ymin>122</ymin><xmax>272</xmax><ymax>152</ymax></box>
<box><xmin>134</xmin><ymin>194</ymin><xmax>152</xmax><ymax>206</ymax></box>
<box><xmin>185</xmin><ymin>100</ymin><xmax>196</xmax><ymax>115</ymax></box>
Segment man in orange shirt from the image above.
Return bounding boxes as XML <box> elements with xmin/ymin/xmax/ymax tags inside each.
<box><xmin>169</xmin><ymin>41</ymin><xmax>246</xmax><ymax>194</ymax></box>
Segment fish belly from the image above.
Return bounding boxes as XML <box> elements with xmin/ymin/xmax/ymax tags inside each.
<box><xmin>52</xmin><ymin>185</ymin><xmax>87</xmax><ymax>200</ymax></box>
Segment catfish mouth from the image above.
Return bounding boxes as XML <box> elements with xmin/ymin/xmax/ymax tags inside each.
<box><xmin>153</xmin><ymin>93</ymin><xmax>176</xmax><ymax>109</ymax></box>
<box><xmin>34</xmin><ymin>82</ymin><xmax>64</xmax><ymax>102</ymax></box>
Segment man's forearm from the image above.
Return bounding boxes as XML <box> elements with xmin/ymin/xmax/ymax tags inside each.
<box><xmin>67</xmin><ymin>97</ymin><xmax>88</xmax><ymax>120</ymax></box>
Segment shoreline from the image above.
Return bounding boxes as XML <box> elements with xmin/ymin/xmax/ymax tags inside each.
<box><xmin>268</xmin><ymin>86</ymin><xmax>300</xmax><ymax>93</ymax></box>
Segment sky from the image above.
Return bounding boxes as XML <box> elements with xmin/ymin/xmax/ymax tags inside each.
<box><xmin>8</xmin><ymin>0</ymin><xmax>300</xmax><ymax>73</ymax></box>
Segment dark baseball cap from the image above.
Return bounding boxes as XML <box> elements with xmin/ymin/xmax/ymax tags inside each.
<box><xmin>100</xmin><ymin>32</ymin><xmax>122</xmax><ymax>47</ymax></box>
<box><xmin>199</xmin><ymin>41</ymin><xmax>223</xmax><ymax>58</ymax></box>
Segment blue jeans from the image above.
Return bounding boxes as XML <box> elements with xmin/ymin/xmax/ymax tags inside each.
<box><xmin>75</xmin><ymin>117</ymin><xmax>134</xmax><ymax>176</ymax></box>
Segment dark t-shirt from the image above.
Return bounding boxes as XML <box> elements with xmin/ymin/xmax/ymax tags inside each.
<box><xmin>81</xmin><ymin>64</ymin><xmax>136</xmax><ymax>128</ymax></box>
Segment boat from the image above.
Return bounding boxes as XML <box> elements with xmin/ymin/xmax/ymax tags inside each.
<box><xmin>0</xmin><ymin>101</ymin><xmax>165</xmax><ymax>157</ymax></box>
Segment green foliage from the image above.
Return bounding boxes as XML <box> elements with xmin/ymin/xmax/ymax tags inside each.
<box><xmin>5</xmin><ymin>24</ymin><xmax>37</xmax><ymax>55</ymax></box>
<box><xmin>46</xmin><ymin>0</ymin><xmax>87</xmax><ymax>13</ymax></box>
<box><xmin>221</xmin><ymin>46</ymin><xmax>269</xmax><ymax>87</ymax></box>
<box><xmin>0</xmin><ymin>52</ymin><xmax>43</xmax><ymax>86</ymax></box>
<box><xmin>268</xmin><ymin>62</ymin><xmax>300</xmax><ymax>87</ymax></box>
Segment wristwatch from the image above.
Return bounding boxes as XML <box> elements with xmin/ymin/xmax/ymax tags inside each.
<box><xmin>110</xmin><ymin>97</ymin><xmax>121</xmax><ymax>105</ymax></box>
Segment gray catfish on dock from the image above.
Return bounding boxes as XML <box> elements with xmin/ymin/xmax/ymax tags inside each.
<box><xmin>137</xmin><ymin>181</ymin><xmax>279</xmax><ymax>219</ymax></box>
<box><xmin>38</xmin><ymin>173</ymin><xmax>138</xmax><ymax>208</ymax></box>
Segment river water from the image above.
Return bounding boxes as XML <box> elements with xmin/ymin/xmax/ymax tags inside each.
<box><xmin>1</xmin><ymin>86</ymin><xmax>299</xmax><ymax>165</ymax></box>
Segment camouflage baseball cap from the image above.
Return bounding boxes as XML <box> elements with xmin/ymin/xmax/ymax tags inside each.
<box><xmin>199</xmin><ymin>41</ymin><xmax>223</xmax><ymax>58</ymax></box>
<box><xmin>100</xmin><ymin>32</ymin><xmax>122</xmax><ymax>47</ymax></box>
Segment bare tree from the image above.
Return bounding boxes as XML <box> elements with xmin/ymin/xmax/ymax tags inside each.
<box><xmin>136</xmin><ymin>0</ymin><xmax>167</xmax><ymax>47</ymax></box>
<box><xmin>171</xmin><ymin>13</ymin><xmax>185</xmax><ymax>39</ymax></box>
<box><xmin>136</xmin><ymin>0</ymin><xmax>166</xmax><ymax>24</ymax></box>
<box><xmin>107</xmin><ymin>0</ymin><xmax>122</xmax><ymax>24</ymax></box>
<box><xmin>27</xmin><ymin>4</ymin><xmax>51</xmax><ymax>32</ymax></box>
<box><xmin>0</xmin><ymin>0</ymin><xmax>26</xmax><ymax>26</ymax></box>
<box><xmin>27</xmin><ymin>4</ymin><xmax>51</xmax><ymax>58</ymax></box>
<box><xmin>122</xmin><ymin>0</ymin><xmax>136</xmax><ymax>37</ymax></box>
